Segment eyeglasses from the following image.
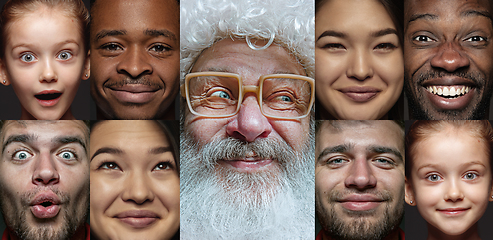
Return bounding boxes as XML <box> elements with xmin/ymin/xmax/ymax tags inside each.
<box><xmin>181</xmin><ymin>72</ymin><xmax>314</xmax><ymax>119</ymax></box>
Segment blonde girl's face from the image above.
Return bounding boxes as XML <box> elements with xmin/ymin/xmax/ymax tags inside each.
<box><xmin>406</xmin><ymin>128</ymin><xmax>493</xmax><ymax>236</ymax></box>
<box><xmin>1</xmin><ymin>7</ymin><xmax>89</xmax><ymax>120</ymax></box>
<box><xmin>315</xmin><ymin>0</ymin><xmax>403</xmax><ymax>120</ymax></box>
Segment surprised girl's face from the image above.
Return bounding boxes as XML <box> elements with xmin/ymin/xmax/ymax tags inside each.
<box><xmin>1</xmin><ymin>7</ymin><xmax>89</xmax><ymax>120</ymax></box>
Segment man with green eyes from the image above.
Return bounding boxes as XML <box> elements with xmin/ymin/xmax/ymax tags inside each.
<box><xmin>89</xmin><ymin>0</ymin><xmax>179</xmax><ymax>120</ymax></box>
<box><xmin>0</xmin><ymin>120</ymin><xmax>90</xmax><ymax>240</ymax></box>
<box><xmin>315</xmin><ymin>120</ymin><xmax>405</xmax><ymax>240</ymax></box>
<box><xmin>404</xmin><ymin>0</ymin><xmax>493</xmax><ymax>120</ymax></box>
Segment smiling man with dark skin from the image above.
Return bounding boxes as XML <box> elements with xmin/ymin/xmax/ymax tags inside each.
<box><xmin>404</xmin><ymin>0</ymin><xmax>493</xmax><ymax>120</ymax></box>
<box><xmin>90</xmin><ymin>0</ymin><xmax>179</xmax><ymax>120</ymax></box>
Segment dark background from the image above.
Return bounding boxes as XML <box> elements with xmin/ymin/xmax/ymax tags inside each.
<box><xmin>0</xmin><ymin>0</ymin><xmax>91</xmax><ymax>120</ymax></box>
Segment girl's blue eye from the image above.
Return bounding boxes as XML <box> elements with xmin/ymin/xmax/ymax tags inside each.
<box><xmin>13</xmin><ymin>150</ymin><xmax>32</xmax><ymax>160</ymax></box>
<box><xmin>427</xmin><ymin>174</ymin><xmax>442</xmax><ymax>182</ymax></box>
<box><xmin>57</xmin><ymin>51</ymin><xmax>73</xmax><ymax>60</ymax></box>
<box><xmin>20</xmin><ymin>53</ymin><xmax>36</xmax><ymax>63</ymax></box>
<box><xmin>464</xmin><ymin>172</ymin><xmax>478</xmax><ymax>180</ymax></box>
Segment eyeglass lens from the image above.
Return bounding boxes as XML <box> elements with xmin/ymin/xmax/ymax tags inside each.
<box><xmin>187</xmin><ymin>75</ymin><xmax>312</xmax><ymax>117</ymax></box>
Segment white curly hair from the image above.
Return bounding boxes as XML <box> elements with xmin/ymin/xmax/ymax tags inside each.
<box><xmin>180</xmin><ymin>0</ymin><xmax>315</xmax><ymax>81</ymax></box>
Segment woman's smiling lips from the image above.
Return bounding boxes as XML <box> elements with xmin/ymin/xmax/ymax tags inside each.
<box><xmin>115</xmin><ymin>210</ymin><xmax>160</xmax><ymax>229</ymax></box>
<box><xmin>338</xmin><ymin>86</ymin><xmax>381</xmax><ymax>102</ymax></box>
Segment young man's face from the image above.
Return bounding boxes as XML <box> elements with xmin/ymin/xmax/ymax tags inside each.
<box><xmin>315</xmin><ymin>121</ymin><xmax>405</xmax><ymax>240</ymax></box>
<box><xmin>0</xmin><ymin>121</ymin><xmax>89</xmax><ymax>240</ymax></box>
<box><xmin>90</xmin><ymin>0</ymin><xmax>179</xmax><ymax>119</ymax></box>
<box><xmin>404</xmin><ymin>0</ymin><xmax>493</xmax><ymax>119</ymax></box>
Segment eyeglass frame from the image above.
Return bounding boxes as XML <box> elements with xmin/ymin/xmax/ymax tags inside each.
<box><xmin>181</xmin><ymin>72</ymin><xmax>315</xmax><ymax>119</ymax></box>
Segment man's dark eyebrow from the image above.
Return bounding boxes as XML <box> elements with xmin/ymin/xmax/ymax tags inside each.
<box><xmin>144</xmin><ymin>29</ymin><xmax>177</xmax><ymax>41</ymax></box>
<box><xmin>461</xmin><ymin>10</ymin><xmax>493</xmax><ymax>22</ymax></box>
<box><xmin>317</xmin><ymin>30</ymin><xmax>346</xmax><ymax>41</ymax></box>
<box><xmin>53</xmin><ymin>136</ymin><xmax>87</xmax><ymax>152</ymax></box>
<box><xmin>370</xmin><ymin>28</ymin><xmax>398</xmax><ymax>38</ymax></box>
<box><xmin>94</xmin><ymin>30</ymin><xmax>127</xmax><ymax>42</ymax></box>
<box><xmin>2</xmin><ymin>134</ymin><xmax>36</xmax><ymax>153</ymax></box>
<box><xmin>90</xmin><ymin>147</ymin><xmax>124</xmax><ymax>161</ymax></box>
<box><xmin>149</xmin><ymin>146</ymin><xmax>173</xmax><ymax>155</ymax></box>
<box><xmin>317</xmin><ymin>143</ymin><xmax>353</xmax><ymax>162</ymax></box>
<box><xmin>408</xmin><ymin>13</ymin><xmax>438</xmax><ymax>24</ymax></box>
<box><xmin>368</xmin><ymin>145</ymin><xmax>403</xmax><ymax>162</ymax></box>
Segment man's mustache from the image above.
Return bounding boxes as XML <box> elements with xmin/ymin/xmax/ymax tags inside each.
<box><xmin>416</xmin><ymin>69</ymin><xmax>485</xmax><ymax>88</ymax></box>
<box><xmin>104</xmin><ymin>77</ymin><xmax>164</xmax><ymax>89</ymax></box>
<box><xmin>329</xmin><ymin>189</ymin><xmax>393</xmax><ymax>203</ymax></box>
<box><xmin>20</xmin><ymin>187</ymin><xmax>69</xmax><ymax>206</ymax></box>
<box><xmin>199</xmin><ymin>137</ymin><xmax>295</xmax><ymax>169</ymax></box>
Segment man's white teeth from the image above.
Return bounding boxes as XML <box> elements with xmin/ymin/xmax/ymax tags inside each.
<box><xmin>427</xmin><ymin>86</ymin><xmax>470</xmax><ymax>97</ymax></box>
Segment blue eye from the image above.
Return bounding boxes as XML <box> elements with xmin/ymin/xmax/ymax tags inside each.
<box><xmin>58</xmin><ymin>151</ymin><xmax>76</xmax><ymax>160</ymax></box>
<box><xmin>13</xmin><ymin>150</ymin><xmax>32</xmax><ymax>160</ymax></box>
<box><xmin>463</xmin><ymin>172</ymin><xmax>478</xmax><ymax>180</ymax></box>
<box><xmin>57</xmin><ymin>51</ymin><xmax>72</xmax><ymax>60</ymax></box>
<box><xmin>20</xmin><ymin>53</ymin><xmax>36</xmax><ymax>63</ymax></box>
<box><xmin>427</xmin><ymin>174</ymin><xmax>442</xmax><ymax>182</ymax></box>
<box><xmin>211</xmin><ymin>90</ymin><xmax>231</xmax><ymax>99</ymax></box>
<box><xmin>278</xmin><ymin>95</ymin><xmax>293</xmax><ymax>102</ymax></box>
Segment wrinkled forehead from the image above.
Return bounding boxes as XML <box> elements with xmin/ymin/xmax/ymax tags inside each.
<box><xmin>191</xmin><ymin>39</ymin><xmax>306</xmax><ymax>82</ymax></box>
<box><xmin>405</xmin><ymin>0</ymin><xmax>493</xmax><ymax>24</ymax></box>
<box><xmin>1</xmin><ymin>121</ymin><xmax>89</xmax><ymax>148</ymax></box>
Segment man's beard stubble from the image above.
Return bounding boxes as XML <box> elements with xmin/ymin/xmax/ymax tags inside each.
<box><xmin>316</xmin><ymin>189</ymin><xmax>404</xmax><ymax>240</ymax></box>
<box><xmin>405</xmin><ymin>68</ymin><xmax>492</xmax><ymax>120</ymax></box>
<box><xmin>0</xmin><ymin>186</ymin><xmax>88</xmax><ymax>240</ymax></box>
<box><xmin>180</xmin><ymin>130</ymin><xmax>315</xmax><ymax>239</ymax></box>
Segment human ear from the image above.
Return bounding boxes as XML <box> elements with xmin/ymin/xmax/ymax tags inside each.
<box><xmin>0</xmin><ymin>59</ymin><xmax>10</xmax><ymax>86</ymax></box>
<box><xmin>405</xmin><ymin>177</ymin><xmax>416</xmax><ymax>206</ymax></box>
<box><xmin>81</xmin><ymin>50</ymin><xmax>90</xmax><ymax>80</ymax></box>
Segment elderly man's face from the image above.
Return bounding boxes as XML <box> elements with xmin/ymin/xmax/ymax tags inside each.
<box><xmin>185</xmin><ymin>38</ymin><xmax>310</xmax><ymax>155</ymax></box>
<box><xmin>90</xmin><ymin>0</ymin><xmax>179</xmax><ymax>119</ymax></box>
<box><xmin>181</xmin><ymin>39</ymin><xmax>314</xmax><ymax>239</ymax></box>
<box><xmin>404</xmin><ymin>0</ymin><xmax>493</xmax><ymax>120</ymax></box>
<box><xmin>315</xmin><ymin>121</ymin><xmax>404</xmax><ymax>240</ymax></box>
<box><xmin>0</xmin><ymin>121</ymin><xmax>89</xmax><ymax>240</ymax></box>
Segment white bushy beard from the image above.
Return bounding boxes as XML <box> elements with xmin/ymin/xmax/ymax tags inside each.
<box><xmin>180</xmin><ymin>130</ymin><xmax>314</xmax><ymax>240</ymax></box>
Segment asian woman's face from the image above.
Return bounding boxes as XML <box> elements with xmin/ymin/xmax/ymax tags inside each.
<box><xmin>1</xmin><ymin>7</ymin><xmax>89</xmax><ymax>120</ymax></box>
<box><xmin>406</xmin><ymin>127</ymin><xmax>493</xmax><ymax>236</ymax></box>
<box><xmin>315</xmin><ymin>0</ymin><xmax>403</xmax><ymax>120</ymax></box>
<box><xmin>90</xmin><ymin>121</ymin><xmax>180</xmax><ymax>240</ymax></box>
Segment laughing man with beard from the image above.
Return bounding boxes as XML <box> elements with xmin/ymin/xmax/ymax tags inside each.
<box><xmin>179</xmin><ymin>0</ymin><xmax>315</xmax><ymax>239</ymax></box>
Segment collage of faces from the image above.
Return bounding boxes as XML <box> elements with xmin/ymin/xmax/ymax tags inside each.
<box><xmin>0</xmin><ymin>0</ymin><xmax>492</xmax><ymax>240</ymax></box>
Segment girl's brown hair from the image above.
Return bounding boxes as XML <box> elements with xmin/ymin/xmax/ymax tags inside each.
<box><xmin>0</xmin><ymin>0</ymin><xmax>89</xmax><ymax>58</ymax></box>
<box><xmin>405</xmin><ymin>120</ymin><xmax>493</xmax><ymax>178</ymax></box>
